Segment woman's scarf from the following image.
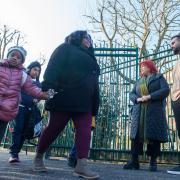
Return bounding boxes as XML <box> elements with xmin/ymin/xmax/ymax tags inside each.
<box><xmin>139</xmin><ymin>76</ymin><xmax>151</xmax><ymax>142</ymax></box>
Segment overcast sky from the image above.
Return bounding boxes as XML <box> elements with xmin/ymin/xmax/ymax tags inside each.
<box><xmin>0</xmin><ymin>0</ymin><xmax>96</xmax><ymax>74</ymax></box>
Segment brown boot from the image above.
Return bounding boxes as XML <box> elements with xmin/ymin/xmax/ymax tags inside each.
<box><xmin>73</xmin><ymin>158</ymin><xmax>99</xmax><ymax>179</ymax></box>
<box><xmin>33</xmin><ymin>153</ymin><xmax>47</xmax><ymax>172</ymax></box>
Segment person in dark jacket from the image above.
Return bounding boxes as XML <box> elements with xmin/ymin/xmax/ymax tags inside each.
<box><xmin>9</xmin><ymin>61</ymin><xmax>42</xmax><ymax>163</ymax></box>
<box><xmin>33</xmin><ymin>30</ymin><xmax>100</xmax><ymax>179</ymax></box>
<box><xmin>123</xmin><ymin>60</ymin><xmax>169</xmax><ymax>172</ymax></box>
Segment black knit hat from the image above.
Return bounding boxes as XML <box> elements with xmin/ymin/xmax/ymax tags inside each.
<box><xmin>26</xmin><ymin>61</ymin><xmax>41</xmax><ymax>81</ymax></box>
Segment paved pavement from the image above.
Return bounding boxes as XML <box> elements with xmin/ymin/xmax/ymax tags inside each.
<box><xmin>0</xmin><ymin>148</ymin><xmax>179</xmax><ymax>180</ymax></box>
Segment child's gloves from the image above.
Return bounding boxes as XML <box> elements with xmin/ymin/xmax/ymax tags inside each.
<box><xmin>41</xmin><ymin>89</ymin><xmax>58</xmax><ymax>100</ymax></box>
<box><xmin>47</xmin><ymin>89</ymin><xmax>58</xmax><ymax>99</ymax></box>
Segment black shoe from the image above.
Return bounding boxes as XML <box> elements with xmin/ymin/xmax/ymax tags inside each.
<box><xmin>68</xmin><ymin>156</ymin><xmax>77</xmax><ymax>168</ymax></box>
<box><xmin>149</xmin><ymin>159</ymin><xmax>157</xmax><ymax>172</ymax></box>
<box><xmin>123</xmin><ymin>160</ymin><xmax>140</xmax><ymax>170</ymax></box>
<box><xmin>167</xmin><ymin>166</ymin><xmax>180</xmax><ymax>175</ymax></box>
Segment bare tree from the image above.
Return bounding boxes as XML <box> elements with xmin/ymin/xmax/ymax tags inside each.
<box><xmin>0</xmin><ymin>25</ymin><xmax>26</xmax><ymax>59</ymax></box>
<box><xmin>85</xmin><ymin>0</ymin><xmax>180</xmax><ymax>57</ymax></box>
<box><xmin>85</xmin><ymin>0</ymin><xmax>119</xmax><ymax>48</ymax></box>
<box><xmin>38</xmin><ymin>53</ymin><xmax>47</xmax><ymax>66</ymax></box>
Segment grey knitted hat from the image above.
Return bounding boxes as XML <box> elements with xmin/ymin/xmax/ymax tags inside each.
<box><xmin>7</xmin><ymin>46</ymin><xmax>27</xmax><ymax>63</ymax></box>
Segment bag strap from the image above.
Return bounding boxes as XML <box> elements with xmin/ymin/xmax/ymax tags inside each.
<box><xmin>21</xmin><ymin>71</ymin><xmax>28</xmax><ymax>87</ymax></box>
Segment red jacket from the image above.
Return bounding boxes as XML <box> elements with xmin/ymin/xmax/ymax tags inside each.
<box><xmin>0</xmin><ymin>60</ymin><xmax>44</xmax><ymax>122</ymax></box>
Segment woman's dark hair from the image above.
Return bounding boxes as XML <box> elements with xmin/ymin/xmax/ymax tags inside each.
<box><xmin>26</xmin><ymin>61</ymin><xmax>41</xmax><ymax>81</ymax></box>
<box><xmin>65</xmin><ymin>30</ymin><xmax>95</xmax><ymax>58</ymax></box>
<box><xmin>171</xmin><ymin>33</ymin><xmax>180</xmax><ymax>40</ymax></box>
<box><xmin>65</xmin><ymin>30</ymin><xmax>89</xmax><ymax>46</ymax></box>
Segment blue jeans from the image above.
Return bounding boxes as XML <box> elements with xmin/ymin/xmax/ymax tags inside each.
<box><xmin>69</xmin><ymin>144</ymin><xmax>77</xmax><ymax>159</ymax></box>
<box><xmin>9</xmin><ymin>106</ymin><xmax>31</xmax><ymax>156</ymax></box>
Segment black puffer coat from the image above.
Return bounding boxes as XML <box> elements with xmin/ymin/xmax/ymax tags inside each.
<box><xmin>130</xmin><ymin>73</ymin><xmax>170</xmax><ymax>142</ymax></box>
<box><xmin>42</xmin><ymin>43</ymin><xmax>100</xmax><ymax>115</ymax></box>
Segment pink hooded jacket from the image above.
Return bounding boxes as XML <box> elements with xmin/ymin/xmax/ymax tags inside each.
<box><xmin>0</xmin><ymin>60</ymin><xmax>44</xmax><ymax>122</ymax></box>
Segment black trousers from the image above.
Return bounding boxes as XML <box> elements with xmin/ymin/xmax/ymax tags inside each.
<box><xmin>0</xmin><ymin>120</ymin><xmax>8</xmax><ymax>143</ymax></box>
<box><xmin>172</xmin><ymin>99</ymin><xmax>180</xmax><ymax>139</ymax></box>
<box><xmin>131</xmin><ymin>135</ymin><xmax>160</xmax><ymax>158</ymax></box>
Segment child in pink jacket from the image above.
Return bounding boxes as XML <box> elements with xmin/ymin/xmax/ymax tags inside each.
<box><xmin>0</xmin><ymin>46</ymin><xmax>49</xmax><ymax>143</ymax></box>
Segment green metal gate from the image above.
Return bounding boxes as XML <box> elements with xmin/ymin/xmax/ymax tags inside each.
<box><xmin>90</xmin><ymin>44</ymin><xmax>139</xmax><ymax>161</ymax></box>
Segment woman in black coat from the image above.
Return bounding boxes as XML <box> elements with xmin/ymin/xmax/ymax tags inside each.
<box><xmin>33</xmin><ymin>31</ymin><xmax>100</xmax><ymax>179</ymax></box>
<box><xmin>123</xmin><ymin>60</ymin><xmax>169</xmax><ymax>171</ymax></box>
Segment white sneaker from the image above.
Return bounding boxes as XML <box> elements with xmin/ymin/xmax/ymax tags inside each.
<box><xmin>167</xmin><ymin>166</ymin><xmax>180</xmax><ymax>175</ymax></box>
